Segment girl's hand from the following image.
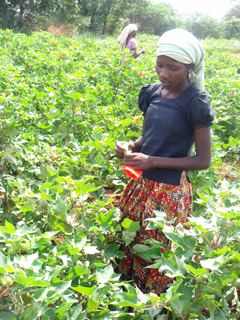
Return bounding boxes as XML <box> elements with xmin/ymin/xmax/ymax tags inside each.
<box><xmin>114</xmin><ymin>141</ymin><xmax>135</xmax><ymax>159</ymax></box>
<box><xmin>123</xmin><ymin>153</ymin><xmax>153</xmax><ymax>170</ymax></box>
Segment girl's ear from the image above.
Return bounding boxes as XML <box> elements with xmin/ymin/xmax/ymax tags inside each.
<box><xmin>189</xmin><ymin>63</ymin><xmax>195</xmax><ymax>73</ymax></box>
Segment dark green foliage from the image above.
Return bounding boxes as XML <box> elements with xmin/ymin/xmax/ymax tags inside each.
<box><xmin>224</xmin><ymin>4</ymin><xmax>240</xmax><ymax>20</ymax></box>
<box><xmin>183</xmin><ymin>12</ymin><xmax>223</xmax><ymax>39</ymax></box>
<box><xmin>1</xmin><ymin>0</ymin><xmax>240</xmax><ymax>39</ymax></box>
<box><xmin>128</xmin><ymin>2</ymin><xmax>177</xmax><ymax>35</ymax></box>
<box><xmin>0</xmin><ymin>0</ymin><xmax>48</xmax><ymax>31</ymax></box>
<box><xmin>224</xmin><ymin>18</ymin><xmax>240</xmax><ymax>39</ymax></box>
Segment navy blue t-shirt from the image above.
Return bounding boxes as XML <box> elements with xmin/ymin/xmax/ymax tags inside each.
<box><xmin>138</xmin><ymin>83</ymin><xmax>214</xmax><ymax>186</ymax></box>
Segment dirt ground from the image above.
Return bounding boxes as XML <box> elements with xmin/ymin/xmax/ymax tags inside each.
<box><xmin>47</xmin><ymin>24</ymin><xmax>73</xmax><ymax>37</ymax></box>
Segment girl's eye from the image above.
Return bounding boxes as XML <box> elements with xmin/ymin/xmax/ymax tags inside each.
<box><xmin>170</xmin><ymin>67</ymin><xmax>178</xmax><ymax>71</ymax></box>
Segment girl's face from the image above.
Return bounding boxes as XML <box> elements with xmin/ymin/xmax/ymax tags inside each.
<box><xmin>131</xmin><ymin>31</ymin><xmax>137</xmax><ymax>37</ymax></box>
<box><xmin>155</xmin><ymin>55</ymin><xmax>193</xmax><ymax>91</ymax></box>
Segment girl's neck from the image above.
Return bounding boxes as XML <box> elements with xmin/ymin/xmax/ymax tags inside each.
<box><xmin>160</xmin><ymin>81</ymin><xmax>192</xmax><ymax>99</ymax></box>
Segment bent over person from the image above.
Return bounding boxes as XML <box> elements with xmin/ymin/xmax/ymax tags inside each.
<box><xmin>117</xmin><ymin>23</ymin><xmax>145</xmax><ymax>59</ymax></box>
<box><xmin>114</xmin><ymin>29</ymin><xmax>214</xmax><ymax>295</ymax></box>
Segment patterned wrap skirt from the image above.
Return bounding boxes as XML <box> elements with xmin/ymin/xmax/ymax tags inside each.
<box><xmin>116</xmin><ymin>171</ymin><xmax>193</xmax><ymax>295</ymax></box>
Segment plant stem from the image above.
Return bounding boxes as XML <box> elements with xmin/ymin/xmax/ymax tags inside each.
<box><xmin>182</xmin><ymin>282</ymin><xmax>201</xmax><ymax>320</ymax></box>
<box><xmin>45</xmin><ymin>211</ymin><xmax>73</xmax><ymax>229</ymax></box>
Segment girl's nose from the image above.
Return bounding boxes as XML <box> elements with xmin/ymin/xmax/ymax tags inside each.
<box><xmin>160</xmin><ymin>67</ymin><xmax>169</xmax><ymax>79</ymax></box>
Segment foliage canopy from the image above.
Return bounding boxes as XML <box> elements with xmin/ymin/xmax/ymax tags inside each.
<box><xmin>2</xmin><ymin>0</ymin><xmax>240</xmax><ymax>39</ymax></box>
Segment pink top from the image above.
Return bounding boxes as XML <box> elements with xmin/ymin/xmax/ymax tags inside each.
<box><xmin>126</xmin><ymin>38</ymin><xmax>138</xmax><ymax>52</ymax></box>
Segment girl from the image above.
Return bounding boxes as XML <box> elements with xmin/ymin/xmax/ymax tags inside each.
<box><xmin>114</xmin><ymin>29</ymin><xmax>214</xmax><ymax>295</ymax></box>
<box><xmin>117</xmin><ymin>23</ymin><xmax>145</xmax><ymax>59</ymax></box>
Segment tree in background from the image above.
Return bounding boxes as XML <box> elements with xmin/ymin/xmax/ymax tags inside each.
<box><xmin>127</xmin><ymin>2</ymin><xmax>177</xmax><ymax>35</ymax></box>
<box><xmin>1</xmin><ymin>0</ymin><xmax>240</xmax><ymax>40</ymax></box>
<box><xmin>0</xmin><ymin>0</ymin><xmax>33</xmax><ymax>30</ymax></box>
<box><xmin>77</xmin><ymin>0</ymin><xmax>149</xmax><ymax>35</ymax></box>
<box><xmin>0</xmin><ymin>0</ymin><xmax>60</xmax><ymax>31</ymax></box>
<box><xmin>224</xmin><ymin>0</ymin><xmax>240</xmax><ymax>39</ymax></box>
<box><xmin>183</xmin><ymin>12</ymin><xmax>223</xmax><ymax>39</ymax></box>
<box><xmin>224</xmin><ymin>18</ymin><xmax>240</xmax><ymax>38</ymax></box>
<box><xmin>225</xmin><ymin>5</ymin><xmax>240</xmax><ymax>20</ymax></box>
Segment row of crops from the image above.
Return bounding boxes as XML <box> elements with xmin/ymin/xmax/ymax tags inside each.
<box><xmin>0</xmin><ymin>29</ymin><xmax>240</xmax><ymax>319</ymax></box>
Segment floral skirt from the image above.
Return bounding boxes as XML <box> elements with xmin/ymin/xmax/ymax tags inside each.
<box><xmin>116</xmin><ymin>172</ymin><xmax>193</xmax><ymax>295</ymax></box>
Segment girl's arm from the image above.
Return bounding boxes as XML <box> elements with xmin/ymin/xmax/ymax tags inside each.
<box><xmin>123</xmin><ymin>126</ymin><xmax>212</xmax><ymax>171</ymax></box>
<box><xmin>132</xmin><ymin>48</ymin><xmax>145</xmax><ymax>59</ymax></box>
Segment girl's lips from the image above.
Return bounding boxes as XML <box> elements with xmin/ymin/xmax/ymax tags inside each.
<box><xmin>160</xmin><ymin>80</ymin><xmax>171</xmax><ymax>87</ymax></box>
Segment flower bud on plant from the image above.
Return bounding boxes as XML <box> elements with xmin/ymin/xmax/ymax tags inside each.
<box><xmin>66</xmin><ymin>197</ymin><xmax>71</xmax><ymax>203</ymax></box>
<box><xmin>194</xmin><ymin>255</ymin><xmax>201</xmax><ymax>263</ymax></box>
<box><xmin>228</xmin><ymin>220</ymin><xmax>238</xmax><ymax>230</ymax></box>
<box><xmin>217</xmin><ymin>217</ymin><xmax>228</xmax><ymax>227</ymax></box>
<box><xmin>70</xmin><ymin>192</ymin><xmax>77</xmax><ymax>202</ymax></box>
<box><xmin>41</xmin><ymin>199</ymin><xmax>48</xmax><ymax>208</ymax></box>
<box><xmin>203</xmin><ymin>231</ymin><xmax>214</xmax><ymax>242</ymax></box>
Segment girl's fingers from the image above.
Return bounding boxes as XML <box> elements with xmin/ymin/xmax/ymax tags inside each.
<box><xmin>123</xmin><ymin>153</ymin><xmax>136</xmax><ymax>159</ymax></box>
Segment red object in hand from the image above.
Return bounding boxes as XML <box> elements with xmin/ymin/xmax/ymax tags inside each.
<box><xmin>122</xmin><ymin>166</ymin><xmax>142</xmax><ymax>180</ymax></box>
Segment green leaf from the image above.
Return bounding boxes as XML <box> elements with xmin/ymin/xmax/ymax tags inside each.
<box><xmin>121</xmin><ymin>218</ymin><xmax>140</xmax><ymax>232</ymax></box>
<box><xmin>51</xmin><ymin>279</ymin><xmax>72</xmax><ymax>295</ymax></box>
<box><xmin>200</xmin><ymin>254</ymin><xmax>230</xmax><ymax>271</ymax></box>
<box><xmin>0</xmin><ymin>221</ymin><xmax>16</xmax><ymax>234</ymax></box>
<box><xmin>55</xmin><ymin>302</ymin><xmax>73</xmax><ymax>314</ymax></box>
<box><xmin>71</xmin><ymin>285</ymin><xmax>96</xmax><ymax>296</ymax></box>
<box><xmin>123</xmin><ymin>231</ymin><xmax>136</xmax><ymax>246</ymax></box>
<box><xmin>0</xmin><ymin>312</ymin><xmax>16</xmax><ymax>320</ymax></box>
<box><xmin>46</xmin><ymin>166</ymin><xmax>58</xmax><ymax>176</ymax></box>
<box><xmin>105</xmin><ymin>243</ymin><xmax>125</xmax><ymax>259</ymax></box>
<box><xmin>40</xmin><ymin>182</ymin><xmax>53</xmax><ymax>192</ymax></box>
<box><xmin>54</xmin><ymin>195</ymin><xmax>70</xmax><ymax>216</ymax></box>
<box><xmin>132</xmin><ymin>244</ymin><xmax>153</xmax><ymax>263</ymax></box>
<box><xmin>204</xmin><ymin>298</ymin><xmax>217</xmax><ymax>319</ymax></box>
<box><xmin>86</xmin><ymin>297</ymin><xmax>101</xmax><ymax>312</ymax></box>
<box><xmin>185</xmin><ymin>265</ymin><xmax>206</xmax><ymax>276</ymax></box>
<box><xmin>111</xmin><ymin>291</ymin><xmax>146</xmax><ymax>308</ymax></box>
<box><xmin>159</xmin><ymin>257</ymin><xmax>186</xmax><ymax>277</ymax></box>
<box><xmin>0</xmin><ymin>252</ymin><xmax>7</xmax><ymax>271</ymax></box>
<box><xmin>163</xmin><ymin>225</ymin><xmax>183</xmax><ymax>247</ymax></box>
<box><xmin>170</xmin><ymin>285</ymin><xmax>193</xmax><ymax>317</ymax></box>
<box><xmin>69</xmin><ymin>304</ymin><xmax>86</xmax><ymax>320</ymax></box>
<box><xmin>21</xmin><ymin>305</ymin><xmax>38</xmax><ymax>320</ymax></box>
<box><xmin>75</xmin><ymin>183</ymin><xmax>99</xmax><ymax>194</ymax></box>
<box><xmin>96</xmin><ymin>265</ymin><xmax>120</xmax><ymax>284</ymax></box>
<box><xmin>33</xmin><ymin>288</ymin><xmax>49</xmax><ymax>301</ymax></box>
<box><xmin>72</xmin><ymin>266</ymin><xmax>89</xmax><ymax>276</ymax></box>
<box><xmin>20</xmin><ymin>204</ymin><xmax>35</xmax><ymax>212</ymax></box>
<box><xmin>13</xmin><ymin>276</ymin><xmax>51</xmax><ymax>287</ymax></box>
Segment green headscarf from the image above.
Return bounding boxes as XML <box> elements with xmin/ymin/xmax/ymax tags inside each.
<box><xmin>156</xmin><ymin>29</ymin><xmax>205</xmax><ymax>90</ymax></box>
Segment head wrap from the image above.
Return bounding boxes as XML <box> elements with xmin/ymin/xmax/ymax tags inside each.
<box><xmin>117</xmin><ymin>24</ymin><xmax>138</xmax><ymax>51</ymax></box>
<box><xmin>156</xmin><ymin>29</ymin><xmax>205</xmax><ymax>90</ymax></box>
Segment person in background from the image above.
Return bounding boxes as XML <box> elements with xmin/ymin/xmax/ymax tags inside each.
<box><xmin>117</xmin><ymin>23</ymin><xmax>145</xmax><ymax>59</ymax></box>
<box><xmin>114</xmin><ymin>29</ymin><xmax>214</xmax><ymax>295</ymax></box>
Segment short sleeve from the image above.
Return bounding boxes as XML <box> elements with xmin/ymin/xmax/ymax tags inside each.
<box><xmin>126</xmin><ymin>38</ymin><xmax>138</xmax><ymax>51</ymax></box>
<box><xmin>187</xmin><ymin>91</ymin><xmax>214</xmax><ymax>128</ymax></box>
<box><xmin>130</xmin><ymin>38</ymin><xmax>138</xmax><ymax>49</ymax></box>
<box><xmin>138</xmin><ymin>83</ymin><xmax>151</xmax><ymax>117</ymax></box>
